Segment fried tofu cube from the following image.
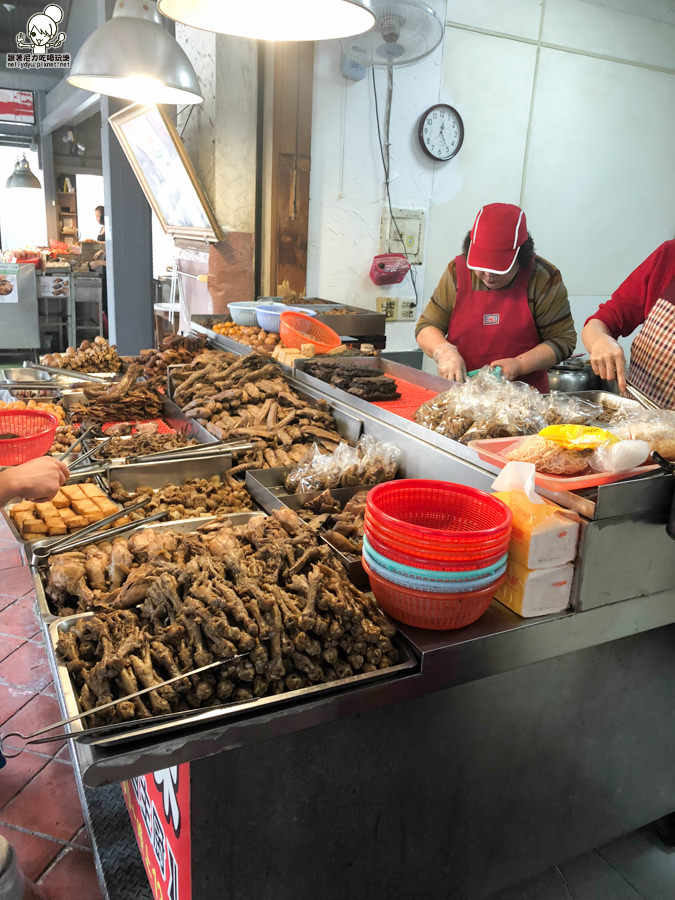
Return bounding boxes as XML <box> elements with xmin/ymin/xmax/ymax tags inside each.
<box><xmin>58</xmin><ymin>508</ymin><xmax>75</xmax><ymax>521</ymax></box>
<box><xmin>13</xmin><ymin>511</ymin><xmax>35</xmax><ymax>529</ymax></box>
<box><xmin>71</xmin><ymin>499</ymin><xmax>97</xmax><ymax>516</ymax></box>
<box><xmin>35</xmin><ymin>502</ymin><xmax>58</xmax><ymax>519</ymax></box>
<box><xmin>45</xmin><ymin>518</ymin><xmax>68</xmax><ymax>536</ymax></box>
<box><xmin>21</xmin><ymin>518</ymin><xmax>48</xmax><ymax>535</ymax></box>
<box><xmin>80</xmin><ymin>484</ymin><xmax>103</xmax><ymax>498</ymax></box>
<box><xmin>9</xmin><ymin>501</ymin><xmax>34</xmax><ymax>518</ymax></box>
<box><xmin>51</xmin><ymin>491</ymin><xmax>69</xmax><ymax>509</ymax></box>
<box><xmin>61</xmin><ymin>484</ymin><xmax>85</xmax><ymax>501</ymax></box>
<box><xmin>98</xmin><ymin>502</ymin><xmax>119</xmax><ymax>516</ymax></box>
<box><xmin>67</xmin><ymin>515</ymin><xmax>87</xmax><ymax>530</ymax></box>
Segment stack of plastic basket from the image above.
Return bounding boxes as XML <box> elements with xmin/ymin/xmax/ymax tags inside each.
<box><xmin>363</xmin><ymin>480</ymin><xmax>512</xmax><ymax>630</ymax></box>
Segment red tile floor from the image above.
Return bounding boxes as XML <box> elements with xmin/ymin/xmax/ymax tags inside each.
<box><xmin>0</xmin><ymin>517</ymin><xmax>104</xmax><ymax>900</ymax></box>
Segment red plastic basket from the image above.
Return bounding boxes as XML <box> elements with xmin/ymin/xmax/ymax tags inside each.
<box><xmin>366</xmin><ymin>481</ymin><xmax>512</xmax><ymax>544</ymax></box>
<box><xmin>369</xmin><ymin>254</ymin><xmax>411</xmax><ymax>286</ymax></box>
<box><xmin>364</xmin><ymin>558</ymin><xmax>504</xmax><ymax>630</ymax></box>
<box><xmin>364</xmin><ymin>526</ymin><xmax>509</xmax><ymax>571</ymax></box>
<box><xmin>0</xmin><ymin>410</ymin><xmax>59</xmax><ymax>465</ymax></box>
<box><xmin>279</xmin><ymin>311</ymin><xmax>341</xmax><ymax>353</ymax></box>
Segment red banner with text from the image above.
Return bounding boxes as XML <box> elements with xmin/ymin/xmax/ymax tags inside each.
<box><xmin>122</xmin><ymin>764</ymin><xmax>191</xmax><ymax>900</ymax></box>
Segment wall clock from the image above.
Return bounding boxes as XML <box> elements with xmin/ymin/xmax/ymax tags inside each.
<box><xmin>418</xmin><ymin>103</ymin><xmax>464</xmax><ymax>161</ymax></box>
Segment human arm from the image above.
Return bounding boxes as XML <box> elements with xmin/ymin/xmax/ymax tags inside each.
<box><xmin>581</xmin><ymin>318</ymin><xmax>627</xmax><ymax>391</ymax></box>
<box><xmin>0</xmin><ymin>457</ymin><xmax>70</xmax><ymax>505</ymax></box>
<box><xmin>489</xmin><ymin>343</ymin><xmax>558</xmax><ymax>382</ymax></box>
<box><xmin>417</xmin><ymin>326</ymin><xmax>468</xmax><ymax>381</ymax></box>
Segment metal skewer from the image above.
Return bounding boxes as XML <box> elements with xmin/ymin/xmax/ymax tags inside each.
<box><xmin>0</xmin><ymin>652</ymin><xmax>250</xmax><ymax>760</ymax></box>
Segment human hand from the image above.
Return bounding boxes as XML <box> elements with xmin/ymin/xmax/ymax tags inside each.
<box><xmin>588</xmin><ymin>333</ymin><xmax>627</xmax><ymax>391</ymax></box>
<box><xmin>489</xmin><ymin>358</ymin><xmax>523</xmax><ymax>382</ymax></box>
<box><xmin>1</xmin><ymin>457</ymin><xmax>70</xmax><ymax>504</ymax></box>
<box><xmin>93</xmin><ymin>249</ymin><xmax>105</xmax><ymax>260</ymax></box>
<box><xmin>433</xmin><ymin>344</ymin><xmax>468</xmax><ymax>382</ymax></box>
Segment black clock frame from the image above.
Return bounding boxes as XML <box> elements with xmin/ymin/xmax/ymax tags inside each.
<box><xmin>418</xmin><ymin>103</ymin><xmax>464</xmax><ymax>161</ymax></box>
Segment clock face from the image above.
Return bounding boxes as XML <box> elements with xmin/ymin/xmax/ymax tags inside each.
<box><xmin>418</xmin><ymin>104</ymin><xmax>464</xmax><ymax>161</ymax></box>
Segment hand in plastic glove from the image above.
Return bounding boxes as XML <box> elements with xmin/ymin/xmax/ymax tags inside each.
<box><xmin>489</xmin><ymin>358</ymin><xmax>522</xmax><ymax>382</ymax></box>
<box><xmin>433</xmin><ymin>344</ymin><xmax>468</xmax><ymax>382</ymax></box>
<box><xmin>588</xmin><ymin>333</ymin><xmax>627</xmax><ymax>392</ymax></box>
<box><xmin>0</xmin><ymin>457</ymin><xmax>70</xmax><ymax>505</ymax></box>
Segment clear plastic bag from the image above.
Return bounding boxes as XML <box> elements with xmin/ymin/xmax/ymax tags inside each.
<box><xmin>283</xmin><ymin>434</ymin><xmax>402</xmax><ymax>493</ymax></box>
<box><xmin>610</xmin><ymin>409</ymin><xmax>675</xmax><ymax>459</ymax></box>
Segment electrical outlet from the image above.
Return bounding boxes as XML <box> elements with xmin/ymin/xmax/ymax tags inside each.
<box><xmin>376</xmin><ymin>297</ymin><xmax>399</xmax><ymax>319</ymax></box>
<box><xmin>380</xmin><ymin>208</ymin><xmax>425</xmax><ymax>264</ymax></box>
<box><xmin>399</xmin><ymin>300</ymin><xmax>416</xmax><ymax>320</ymax></box>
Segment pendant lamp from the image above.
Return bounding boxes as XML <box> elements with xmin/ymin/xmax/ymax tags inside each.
<box><xmin>5</xmin><ymin>155</ymin><xmax>41</xmax><ymax>189</ymax></box>
<box><xmin>68</xmin><ymin>0</ymin><xmax>203</xmax><ymax>105</ymax></box>
<box><xmin>157</xmin><ymin>0</ymin><xmax>376</xmax><ymax>41</ymax></box>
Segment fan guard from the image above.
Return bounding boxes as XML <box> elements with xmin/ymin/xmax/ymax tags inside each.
<box><xmin>343</xmin><ymin>0</ymin><xmax>444</xmax><ymax>68</ymax></box>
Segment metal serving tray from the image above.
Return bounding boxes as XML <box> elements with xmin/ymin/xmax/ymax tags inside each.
<box><xmin>47</xmin><ymin>611</ymin><xmax>416</xmax><ymax>751</ymax></box>
<box><xmin>0</xmin><ymin>367</ymin><xmax>53</xmax><ymax>382</ymax></box>
<box><xmin>567</xmin><ymin>390</ymin><xmax>642</xmax><ymax>422</ymax></box>
<box><xmin>32</xmin><ymin>513</ymin><xmax>264</xmax><ymax>622</ymax></box>
<box><xmin>246</xmin><ymin>468</ymin><xmax>371</xmax><ymax>586</ymax></box>
<box><xmin>102</xmin><ymin>453</ymin><xmax>238</xmax><ymax>493</ymax></box>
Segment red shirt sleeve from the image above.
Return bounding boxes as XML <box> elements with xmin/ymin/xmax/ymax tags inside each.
<box><xmin>585</xmin><ymin>240</ymin><xmax>675</xmax><ymax>338</ymax></box>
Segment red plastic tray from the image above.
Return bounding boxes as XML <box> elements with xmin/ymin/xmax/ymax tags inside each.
<box><xmin>100</xmin><ymin>419</ymin><xmax>175</xmax><ymax>435</ymax></box>
<box><xmin>370</xmin><ymin>377</ymin><xmax>438</xmax><ymax>421</ymax></box>
<box><xmin>468</xmin><ymin>436</ymin><xmax>659</xmax><ymax>492</ymax></box>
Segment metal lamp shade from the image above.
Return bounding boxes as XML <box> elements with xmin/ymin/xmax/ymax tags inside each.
<box><xmin>157</xmin><ymin>0</ymin><xmax>376</xmax><ymax>41</ymax></box>
<box><xmin>68</xmin><ymin>16</ymin><xmax>203</xmax><ymax>105</ymax></box>
<box><xmin>6</xmin><ymin>156</ymin><xmax>41</xmax><ymax>189</ymax></box>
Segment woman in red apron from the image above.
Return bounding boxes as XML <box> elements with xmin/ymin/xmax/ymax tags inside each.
<box><xmin>416</xmin><ymin>204</ymin><xmax>577</xmax><ymax>392</ymax></box>
<box><xmin>582</xmin><ymin>240</ymin><xmax>675</xmax><ymax>409</ymax></box>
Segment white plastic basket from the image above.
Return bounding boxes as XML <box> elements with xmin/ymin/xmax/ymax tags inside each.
<box><xmin>228</xmin><ymin>302</ymin><xmax>260</xmax><ymax>327</ymax></box>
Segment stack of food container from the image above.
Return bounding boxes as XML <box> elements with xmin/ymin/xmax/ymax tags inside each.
<box><xmin>362</xmin><ymin>480</ymin><xmax>512</xmax><ymax>630</ymax></box>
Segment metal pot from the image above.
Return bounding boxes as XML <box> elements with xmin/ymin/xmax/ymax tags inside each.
<box><xmin>653</xmin><ymin>451</ymin><xmax>675</xmax><ymax>541</ymax></box>
<box><xmin>547</xmin><ymin>359</ymin><xmax>592</xmax><ymax>392</ymax></box>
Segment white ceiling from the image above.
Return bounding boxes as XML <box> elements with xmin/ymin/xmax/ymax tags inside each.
<box><xmin>580</xmin><ymin>0</ymin><xmax>675</xmax><ymax>26</ymax></box>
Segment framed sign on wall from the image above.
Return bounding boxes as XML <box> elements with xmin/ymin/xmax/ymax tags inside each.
<box><xmin>109</xmin><ymin>103</ymin><xmax>223</xmax><ymax>243</ymax></box>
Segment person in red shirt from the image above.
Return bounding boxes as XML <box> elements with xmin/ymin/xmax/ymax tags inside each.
<box><xmin>581</xmin><ymin>240</ymin><xmax>675</xmax><ymax>406</ymax></box>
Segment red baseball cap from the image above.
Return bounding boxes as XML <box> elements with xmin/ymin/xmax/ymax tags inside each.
<box><xmin>466</xmin><ymin>203</ymin><xmax>528</xmax><ymax>274</ymax></box>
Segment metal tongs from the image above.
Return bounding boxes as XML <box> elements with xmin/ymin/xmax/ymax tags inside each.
<box><xmin>126</xmin><ymin>439</ymin><xmax>254</xmax><ymax>465</ymax></box>
<box><xmin>31</xmin><ymin>495</ymin><xmax>157</xmax><ymax>562</ymax></box>
<box><xmin>29</xmin><ymin>362</ymin><xmax>114</xmax><ymax>384</ymax></box>
<box><xmin>66</xmin><ymin>436</ymin><xmax>112</xmax><ymax>470</ymax></box>
<box><xmin>0</xmin><ymin>652</ymin><xmax>251</xmax><ymax>763</ymax></box>
<box><xmin>57</xmin><ymin>424</ymin><xmax>97</xmax><ymax>462</ymax></box>
<box><xmin>624</xmin><ymin>379</ymin><xmax>661</xmax><ymax>411</ymax></box>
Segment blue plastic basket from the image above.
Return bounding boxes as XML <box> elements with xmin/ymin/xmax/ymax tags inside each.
<box><xmin>256</xmin><ymin>302</ymin><xmax>316</xmax><ymax>333</ymax></box>
<box><xmin>362</xmin><ymin>534</ymin><xmax>507</xmax><ymax>583</ymax></box>
<box><xmin>362</xmin><ymin>544</ymin><xmax>507</xmax><ymax>593</ymax></box>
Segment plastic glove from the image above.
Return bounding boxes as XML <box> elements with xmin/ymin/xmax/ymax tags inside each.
<box><xmin>588</xmin><ymin>333</ymin><xmax>627</xmax><ymax>391</ymax></box>
<box><xmin>489</xmin><ymin>358</ymin><xmax>522</xmax><ymax>382</ymax></box>
<box><xmin>433</xmin><ymin>344</ymin><xmax>467</xmax><ymax>382</ymax></box>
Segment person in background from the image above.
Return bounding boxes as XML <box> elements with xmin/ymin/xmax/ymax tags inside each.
<box><xmin>0</xmin><ymin>454</ymin><xmax>69</xmax><ymax>900</ymax></box>
<box><xmin>95</xmin><ymin>205</ymin><xmax>105</xmax><ymax>241</ymax></box>
<box><xmin>416</xmin><ymin>203</ymin><xmax>577</xmax><ymax>391</ymax></box>
<box><xmin>581</xmin><ymin>240</ymin><xmax>675</xmax><ymax>407</ymax></box>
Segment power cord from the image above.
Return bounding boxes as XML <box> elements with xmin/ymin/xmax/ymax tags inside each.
<box><xmin>371</xmin><ymin>65</ymin><xmax>419</xmax><ymax>307</ymax></box>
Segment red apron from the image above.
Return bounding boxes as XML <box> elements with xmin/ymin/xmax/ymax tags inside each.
<box><xmin>627</xmin><ymin>275</ymin><xmax>675</xmax><ymax>409</ymax></box>
<box><xmin>448</xmin><ymin>255</ymin><xmax>549</xmax><ymax>392</ymax></box>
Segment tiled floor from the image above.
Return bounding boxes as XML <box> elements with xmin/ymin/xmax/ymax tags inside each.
<box><xmin>0</xmin><ymin>518</ymin><xmax>103</xmax><ymax>900</ymax></box>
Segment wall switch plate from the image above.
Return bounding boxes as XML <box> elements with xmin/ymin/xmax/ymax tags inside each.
<box><xmin>399</xmin><ymin>300</ymin><xmax>417</xmax><ymax>320</ymax></box>
<box><xmin>376</xmin><ymin>297</ymin><xmax>399</xmax><ymax>319</ymax></box>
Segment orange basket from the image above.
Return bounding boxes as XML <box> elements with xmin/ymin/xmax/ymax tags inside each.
<box><xmin>0</xmin><ymin>410</ymin><xmax>59</xmax><ymax>465</ymax></box>
<box><xmin>279</xmin><ymin>311</ymin><xmax>341</xmax><ymax>354</ymax></box>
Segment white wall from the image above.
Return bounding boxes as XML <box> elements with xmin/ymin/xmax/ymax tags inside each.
<box><xmin>307</xmin><ymin>0</ymin><xmax>675</xmax><ymax>361</ymax></box>
<box><xmin>75</xmin><ymin>173</ymin><xmax>104</xmax><ymax>241</ymax></box>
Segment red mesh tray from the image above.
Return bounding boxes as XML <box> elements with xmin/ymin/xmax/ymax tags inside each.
<box><xmin>370</xmin><ymin>376</ymin><xmax>438</xmax><ymax>421</ymax></box>
<box><xmin>100</xmin><ymin>419</ymin><xmax>175</xmax><ymax>435</ymax></box>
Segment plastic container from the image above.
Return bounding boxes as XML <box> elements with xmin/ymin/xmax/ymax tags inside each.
<box><xmin>369</xmin><ymin>253</ymin><xmax>411</xmax><ymax>286</ymax></box>
<box><xmin>256</xmin><ymin>302</ymin><xmax>316</xmax><ymax>333</ymax></box>
<box><xmin>279</xmin><ymin>311</ymin><xmax>342</xmax><ymax>353</ymax></box>
<box><xmin>364</xmin><ymin>558</ymin><xmax>504</xmax><ymax>630</ymax></box>
<box><xmin>362</xmin><ymin>534</ymin><xmax>508</xmax><ymax>583</ymax></box>
<box><xmin>0</xmin><ymin>410</ymin><xmax>59</xmax><ymax>465</ymax></box>
<box><xmin>363</xmin><ymin>544</ymin><xmax>507</xmax><ymax>593</ymax></box>
<box><xmin>366</xmin><ymin>480</ymin><xmax>512</xmax><ymax>545</ymax></box>
<box><xmin>228</xmin><ymin>301</ymin><xmax>260</xmax><ymax>327</ymax></box>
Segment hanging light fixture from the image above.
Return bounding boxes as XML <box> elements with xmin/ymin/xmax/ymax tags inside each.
<box><xmin>68</xmin><ymin>0</ymin><xmax>203</xmax><ymax>105</ymax></box>
<box><xmin>157</xmin><ymin>0</ymin><xmax>376</xmax><ymax>42</ymax></box>
<box><xmin>5</xmin><ymin>155</ymin><xmax>41</xmax><ymax>189</ymax></box>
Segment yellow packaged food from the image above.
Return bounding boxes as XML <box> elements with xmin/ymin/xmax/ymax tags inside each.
<box><xmin>494</xmin><ymin>490</ymin><xmax>580</xmax><ymax>568</ymax></box>
<box><xmin>538</xmin><ymin>424</ymin><xmax>618</xmax><ymax>450</ymax></box>
<box><xmin>495</xmin><ymin>557</ymin><xmax>574</xmax><ymax>617</ymax></box>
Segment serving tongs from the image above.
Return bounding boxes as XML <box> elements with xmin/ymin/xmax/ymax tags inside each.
<box><xmin>65</xmin><ymin>436</ymin><xmax>112</xmax><ymax>470</ymax></box>
<box><xmin>57</xmin><ymin>424</ymin><xmax>97</xmax><ymax>462</ymax></box>
<box><xmin>31</xmin><ymin>495</ymin><xmax>157</xmax><ymax>562</ymax></box>
<box><xmin>624</xmin><ymin>379</ymin><xmax>661</xmax><ymax>411</ymax></box>
<box><xmin>125</xmin><ymin>439</ymin><xmax>255</xmax><ymax>465</ymax></box>
<box><xmin>29</xmin><ymin>363</ymin><xmax>114</xmax><ymax>384</ymax></box>
<box><xmin>0</xmin><ymin>652</ymin><xmax>251</xmax><ymax>764</ymax></box>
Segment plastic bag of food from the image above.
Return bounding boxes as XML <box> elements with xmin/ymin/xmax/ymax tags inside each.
<box><xmin>589</xmin><ymin>439</ymin><xmax>650</xmax><ymax>473</ymax></box>
<box><xmin>283</xmin><ymin>434</ymin><xmax>401</xmax><ymax>493</ymax></box>
<box><xmin>540</xmin><ymin>391</ymin><xmax>602</xmax><ymax>426</ymax></box>
<box><xmin>610</xmin><ymin>409</ymin><xmax>675</xmax><ymax>459</ymax></box>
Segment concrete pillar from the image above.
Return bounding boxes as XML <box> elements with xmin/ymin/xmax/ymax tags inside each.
<box><xmin>100</xmin><ymin>95</ymin><xmax>153</xmax><ymax>354</ymax></box>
